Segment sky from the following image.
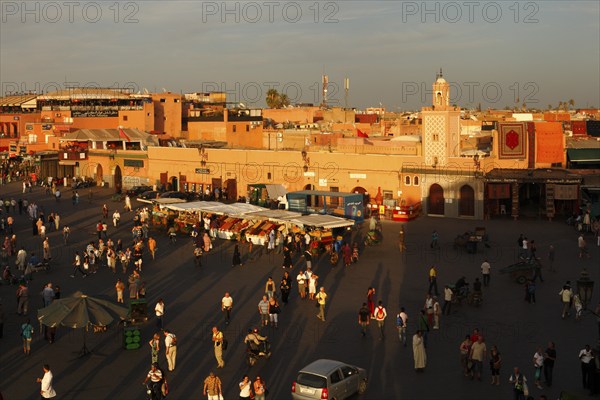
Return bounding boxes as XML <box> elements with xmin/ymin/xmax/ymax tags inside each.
<box><xmin>1</xmin><ymin>0</ymin><xmax>599</xmax><ymax>110</ymax></box>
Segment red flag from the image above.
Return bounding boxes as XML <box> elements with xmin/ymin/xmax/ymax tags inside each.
<box><xmin>357</xmin><ymin>128</ymin><xmax>369</xmax><ymax>138</ymax></box>
<box><xmin>119</xmin><ymin>128</ymin><xmax>131</xmax><ymax>142</ymax></box>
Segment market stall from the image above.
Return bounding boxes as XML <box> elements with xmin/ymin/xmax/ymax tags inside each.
<box><xmin>150</xmin><ymin>198</ymin><xmax>186</xmax><ymax>230</ymax></box>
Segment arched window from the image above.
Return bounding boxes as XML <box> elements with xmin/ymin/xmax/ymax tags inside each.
<box><xmin>413</xmin><ymin>176</ymin><xmax>419</xmax><ymax>186</ymax></box>
<box><xmin>405</xmin><ymin>176</ymin><xmax>411</xmax><ymax>186</ymax></box>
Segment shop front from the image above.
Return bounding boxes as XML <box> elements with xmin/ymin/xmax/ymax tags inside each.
<box><xmin>485</xmin><ymin>169</ymin><xmax>581</xmax><ymax>220</ymax></box>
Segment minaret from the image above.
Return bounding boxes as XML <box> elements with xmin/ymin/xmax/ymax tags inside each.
<box><xmin>432</xmin><ymin>68</ymin><xmax>450</xmax><ymax>111</ymax></box>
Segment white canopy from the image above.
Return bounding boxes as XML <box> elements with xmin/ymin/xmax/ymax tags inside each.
<box><xmin>288</xmin><ymin>214</ymin><xmax>355</xmax><ymax>229</ymax></box>
<box><xmin>265</xmin><ymin>184</ymin><xmax>287</xmax><ymax>199</ymax></box>
<box><xmin>152</xmin><ymin>198</ymin><xmax>187</xmax><ymax>205</ymax></box>
<box><xmin>165</xmin><ymin>201</ymin><xmax>263</xmax><ymax>215</ymax></box>
<box><xmin>243</xmin><ymin>209</ymin><xmax>303</xmax><ymax>223</ymax></box>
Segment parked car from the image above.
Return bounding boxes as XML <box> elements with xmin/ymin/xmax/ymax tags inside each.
<box><xmin>126</xmin><ymin>185</ymin><xmax>152</xmax><ymax>197</ymax></box>
<box><xmin>183</xmin><ymin>191</ymin><xmax>202</xmax><ymax>201</ymax></box>
<box><xmin>292</xmin><ymin>359</ymin><xmax>368</xmax><ymax>400</ymax></box>
<box><xmin>137</xmin><ymin>191</ymin><xmax>161</xmax><ymax>202</ymax></box>
<box><xmin>160</xmin><ymin>191</ymin><xmax>188</xmax><ymax>200</ymax></box>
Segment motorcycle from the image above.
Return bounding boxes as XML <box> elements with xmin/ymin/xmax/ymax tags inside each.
<box><xmin>246</xmin><ymin>340</ymin><xmax>272</xmax><ymax>366</ymax></box>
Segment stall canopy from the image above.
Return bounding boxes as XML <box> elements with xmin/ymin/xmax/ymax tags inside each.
<box><xmin>165</xmin><ymin>201</ymin><xmax>264</xmax><ymax>216</ymax></box>
<box><xmin>243</xmin><ymin>209</ymin><xmax>303</xmax><ymax>223</ymax></box>
<box><xmin>288</xmin><ymin>214</ymin><xmax>355</xmax><ymax>229</ymax></box>
<box><xmin>265</xmin><ymin>184</ymin><xmax>287</xmax><ymax>199</ymax></box>
<box><xmin>152</xmin><ymin>198</ymin><xmax>187</xmax><ymax>205</ymax></box>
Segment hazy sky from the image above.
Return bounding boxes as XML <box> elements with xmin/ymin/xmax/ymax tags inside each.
<box><xmin>1</xmin><ymin>1</ymin><xmax>599</xmax><ymax>110</ymax></box>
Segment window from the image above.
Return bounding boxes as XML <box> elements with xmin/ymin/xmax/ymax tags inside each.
<box><xmin>383</xmin><ymin>190</ymin><xmax>393</xmax><ymax>200</ymax></box>
<box><xmin>123</xmin><ymin>116</ymin><xmax>128</xmax><ymax>121</ymax></box>
<box><xmin>267</xmin><ymin>172</ymin><xmax>272</xmax><ymax>180</ymax></box>
<box><xmin>405</xmin><ymin>176</ymin><xmax>411</xmax><ymax>186</ymax></box>
<box><xmin>174</xmin><ymin>99</ymin><xmax>180</xmax><ymax>103</ymax></box>
<box><xmin>232</xmin><ymin>125</ymin><xmax>237</xmax><ymax>133</ymax></box>
<box><xmin>413</xmin><ymin>176</ymin><xmax>419</xmax><ymax>186</ymax></box>
<box><xmin>246</xmin><ymin>125</ymin><xmax>250</xmax><ymax>132</ymax></box>
<box><xmin>329</xmin><ymin>370</ymin><xmax>342</xmax><ymax>384</ymax></box>
<box><xmin>160</xmin><ymin>99</ymin><xmax>166</xmax><ymax>103</ymax></box>
<box><xmin>340</xmin><ymin>366</ymin><xmax>356</xmax><ymax>379</ymax></box>
<box><xmin>433</xmin><ymin>133</ymin><xmax>439</xmax><ymax>141</ymax></box>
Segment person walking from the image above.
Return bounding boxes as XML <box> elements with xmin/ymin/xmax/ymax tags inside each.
<box><xmin>115</xmin><ymin>279</ymin><xmax>125</xmax><ymax>303</ymax></box>
<box><xmin>37</xmin><ymin>364</ymin><xmax>56</xmax><ymax>399</ymax></box>
<box><xmin>413</xmin><ymin>330</ymin><xmax>427</xmax><ymax>372</ymax></box>
<box><xmin>221</xmin><ymin>292</ymin><xmax>233</xmax><ymax>325</ymax></box>
<box><xmin>430</xmin><ymin>230</ymin><xmax>439</xmax><ymax>250</ymax></box>
<box><xmin>398</xmin><ymin>225</ymin><xmax>406</xmax><ymax>252</ymax></box>
<box><xmin>148</xmin><ymin>237</ymin><xmax>157</xmax><ymax>260</ymax></box>
<box><xmin>579</xmin><ymin>344</ymin><xmax>594</xmax><ymax>389</ymax></box>
<box><xmin>296</xmin><ymin>270</ymin><xmax>306</xmax><ymax>299</ymax></box>
<box><xmin>559</xmin><ymin>283</ymin><xmax>573</xmax><ymax>318</ymax></box>
<box><xmin>258</xmin><ymin>295</ymin><xmax>269</xmax><ymax>327</ymax></box>
<box><xmin>367</xmin><ymin>287</ymin><xmax>376</xmax><ymax>317</ymax></box>
<box><xmin>112</xmin><ymin>210</ymin><xmax>120</xmax><ymax>227</ymax></box>
<box><xmin>469</xmin><ymin>336</ymin><xmax>487</xmax><ymax>381</ymax></box>
<box><xmin>533</xmin><ymin>347</ymin><xmax>544</xmax><ymax>389</ymax></box>
<box><xmin>253</xmin><ymin>376</ymin><xmax>267</xmax><ymax>400</ymax></box>
<box><xmin>424</xmin><ymin>294</ymin><xmax>434</xmax><ymax>327</ymax></box>
<box><xmin>239</xmin><ymin>375</ymin><xmax>252</xmax><ymax>399</ymax></box>
<box><xmin>578</xmin><ymin>234</ymin><xmax>590</xmax><ymax>258</ymax></box>
<box><xmin>432</xmin><ymin>297</ymin><xmax>441</xmax><ymax>330</ymax></box>
<box><xmin>16</xmin><ymin>282</ymin><xmax>29</xmax><ymax>315</ymax></box>
<box><xmin>268</xmin><ymin>296</ymin><xmax>280</xmax><ymax>328</ymax></box>
<box><xmin>149</xmin><ymin>333</ymin><xmax>161</xmax><ymax>364</ymax></box>
<box><xmin>265</xmin><ymin>277</ymin><xmax>276</xmax><ymax>299</ymax></box>
<box><xmin>163</xmin><ymin>329</ymin><xmax>177</xmax><ymax>371</ymax></box>
<box><xmin>212</xmin><ymin>326</ymin><xmax>225</xmax><ymax>368</ymax></box>
<box><xmin>481</xmin><ymin>259</ymin><xmax>491</xmax><ymax>287</ymax></box>
<box><xmin>428</xmin><ymin>265</ymin><xmax>439</xmax><ymax>295</ymax></box>
<box><xmin>490</xmin><ymin>345</ymin><xmax>502</xmax><ymax>385</ymax></box>
<box><xmin>316</xmin><ymin>287</ymin><xmax>327</xmax><ymax>322</ymax></box>
<box><xmin>203</xmin><ymin>372</ymin><xmax>222</xmax><ymax>400</ymax></box>
<box><xmin>155</xmin><ymin>299</ymin><xmax>165</xmax><ymax>330</ymax></box>
<box><xmin>358</xmin><ymin>303</ymin><xmax>370</xmax><ymax>337</ymax></box>
<box><xmin>460</xmin><ymin>335</ymin><xmax>473</xmax><ymax>376</ymax></box>
<box><xmin>21</xmin><ymin>318</ymin><xmax>34</xmax><ymax>355</ymax></box>
<box><xmin>443</xmin><ymin>285</ymin><xmax>453</xmax><ymax>315</ymax></box>
<box><xmin>280</xmin><ymin>273</ymin><xmax>291</xmax><ymax>304</ymax></box>
<box><xmin>543</xmin><ymin>341</ymin><xmax>556</xmax><ymax>387</ymax></box>
<box><xmin>509</xmin><ymin>367</ymin><xmax>528</xmax><ymax>400</ymax></box>
<box><xmin>397</xmin><ymin>307</ymin><xmax>408</xmax><ymax>346</ymax></box>
<box><xmin>374</xmin><ymin>301</ymin><xmax>387</xmax><ymax>339</ymax></box>
<box><xmin>418</xmin><ymin>309</ymin><xmax>430</xmax><ymax>348</ymax></box>
<box><xmin>71</xmin><ymin>251</ymin><xmax>87</xmax><ymax>278</ymax></box>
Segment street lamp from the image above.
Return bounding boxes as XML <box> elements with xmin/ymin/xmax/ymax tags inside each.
<box><xmin>577</xmin><ymin>268</ymin><xmax>594</xmax><ymax>309</ymax></box>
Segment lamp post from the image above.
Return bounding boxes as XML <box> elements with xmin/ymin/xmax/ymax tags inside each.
<box><xmin>577</xmin><ymin>268</ymin><xmax>594</xmax><ymax>310</ymax></box>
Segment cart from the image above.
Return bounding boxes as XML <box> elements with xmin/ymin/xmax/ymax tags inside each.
<box><xmin>453</xmin><ymin>227</ymin><xmax>490</xmax><ymax>253</ymax></box>
<box><xmin>499</xmin><ymin>260</ymin><xmax>540</xmax><ymax>284</ymax></box>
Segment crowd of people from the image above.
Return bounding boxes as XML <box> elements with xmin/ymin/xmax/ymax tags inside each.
<box><xmin>1</xmin><ymin>177</ymin><xmax>600</xmax><ymax>400</ymax></box>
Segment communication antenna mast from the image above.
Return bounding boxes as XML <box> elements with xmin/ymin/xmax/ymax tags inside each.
<box><xmin>321</xmin><ymin>74</ymin><xmax>328</xmax><ymax>108</ymax></box>
<box><xmin>344</xmin><ymin>78</ymin><xmax>350</xmax><ymax>109</ymax></box>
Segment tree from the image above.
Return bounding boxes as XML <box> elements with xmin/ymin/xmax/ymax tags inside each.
<box><xmin>569</xmin><ymin>99</ymin><xmax>575</xmax><ymax>110</ymax></box>
<box><xmin>547</xmin><ymin>104</ymin><xmax>552</xmax><ymax>111</ymax></box>
<box><xmin>558</xmin><ymin>101</ymin><xmax>563</xmax><ymax>111</ymax></box>
<box><xmin>266</xmin><ymin>89</ymin><xmax>280</xmax><ymax>109</ymax></box>
<box><xmin>279</xmin><ymin>94</ymin><xmax>290</xmax><ymax>108</ymax></box>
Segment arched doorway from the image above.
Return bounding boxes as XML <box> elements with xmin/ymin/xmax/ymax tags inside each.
<box><xmin>428</xmin><ymin>184</ymin><xmax>445</xmax><ymax>215</ymax></box>
<box><xmin>114</xmin><ymin>166</ymin><xmax>122</xmax><ymax>194</ymax></box>
<box><xmin>95</xmin><ymin>164</ymin><xmax>103</xmax><ymax>186</ymax></box>
<box><xmin>170</xmin><ymin>176</ymin><xmax>178</xmax><ymax>192</ymax></box>
<box><xmin>304</xmin><ymin>184</ymin><xmax>317</xmax><ymax>207</ymax></box>
<box><xmin>459</xmin><ymin>184</ymin><xmax>475</xmax><ymax>216</ymax></box>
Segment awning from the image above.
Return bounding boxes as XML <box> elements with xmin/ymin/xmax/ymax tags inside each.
<box><xmin>165</xmin><ymin>201</ymin><xmax>264</xmax><ymax>215</ymax></box>
<box><xmin>288</xmin><ymin>214</ymin><xmax>355</xmax><ymax>229</ymax></box>
<box><xmin>243</xmin><ymin>209</ymin><xmax>303</xmax><ymax>223</ymax></box>
<box><xmin>265</xmin><ymin>184</ymin><xmax>287</xmax><ymax>199</ymax></box>
<box><xmin>151</xmin><ymin>198</ymin><xmax>187</xmax><ymax>205</ymax></box>
<box><xmin>567</xmin><ymin>148</ymin><xmax>600</xmax><ymax>164</ymax></box>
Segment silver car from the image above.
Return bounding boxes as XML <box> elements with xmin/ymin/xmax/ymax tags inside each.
<box><xmin>292</xmin><ymin>359</ymin><xmax>368</xmax><ymax>400</ymax></box>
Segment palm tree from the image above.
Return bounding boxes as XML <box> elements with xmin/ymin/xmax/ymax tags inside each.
<box><xmin>569</xmin><ymin>99</ymin><xmax>575</xmax><ymax>110</ymax></box>
<box><xmin>558</xmin><ymin>101</ymin><xmax>563</xmax><ymax>111</ymax></box>
<box><xmin>279</xmin><ymin>94</ymin><xmax>290</xmax><ymax>108</ymax></box>
<box><xmin>266</xmin><ymin>89</ymin><xmax>280</xmax><ymax>109</ymax></box>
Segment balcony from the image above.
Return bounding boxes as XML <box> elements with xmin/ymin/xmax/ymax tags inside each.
<box><xmin>59</xmin><ymin>149</ymin><xmax>88</xmax><ymax>160</ymax></box>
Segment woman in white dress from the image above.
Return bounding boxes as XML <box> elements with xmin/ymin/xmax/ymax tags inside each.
<box><xmin>308</xmin><ymin>274</ymin><xmax>318</xmax><ymax>300</ymax></box>
<box><xmin>413</xmin><ymin>330</ymin><xmax>427</xmax><ymax>371</ymax></box>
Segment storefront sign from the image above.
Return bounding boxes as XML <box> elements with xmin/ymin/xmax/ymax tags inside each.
<box><xmin>71</xmin><ymin>109</ymin><xmax>118</xmax><ymax>118</ymax></box>
<box><xmin>349</xmin><ymin>173</ymin><xmax>367</xmax><ymax>179</ymax></box>
<box><xmin>124</xmin><ymin>159</ymin><xmax>144</xmax><ymax>168</ymax></box>
<box><xmin>304</xmin><ymin>171</ymin><xmax>315</xmax><ymax>177</ymax></box>
<box><xmin>195</xmin><ymin>168</ymin><xmax>210</xmax><ymax>174</ymax></box>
